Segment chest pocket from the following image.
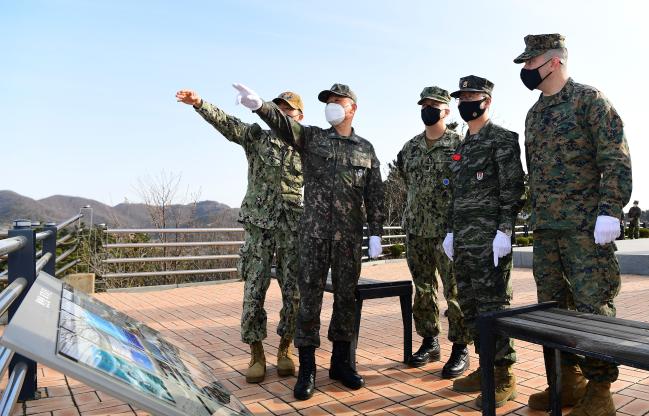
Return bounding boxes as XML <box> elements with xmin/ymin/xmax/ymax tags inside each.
<box><xmin>350</xmin><ymin>152</ymin><xmax>372</xmax><ymax>188</ymax></box>
<box><xmin>307</xmin><ymin>142</ymin><xmax>333</xmax><ymax>176</ymax></box>
<box><xmin>257</xmin><ymin>140</ymin><xmax>283</xmax><ymax>167</ymax></box>
<box><xmin>546</xmin><ymin>110</ymin><xmax>592</xmax><ymax>164</ymax></box>
<box><xmin>467</xmin><ymin>154</ymin><xmax>497</xmax><ymax>189</ymax></box>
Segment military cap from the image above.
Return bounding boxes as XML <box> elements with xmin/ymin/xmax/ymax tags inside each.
<box><xmin>513</xmin><ymin>33</ymin><xmax>566</xmax><ymax>63</ymax></box>
<box><xmin>450</xmin><ymin>75</ymin><xmax>494</xmax><ymax>98</ymax></box>
<box><xmin>272</xmin><ymin>91</ymin><xmax>304</xmax><ymax>112</ymax></box>
<box><xmin>318</xmin><ymin>83</ymin><xmax>357</xmax><ymax>103</ymax></box>
<box><xmin>417</xmin><ymin>86</ymin><xmax>451</xmax><ymax>105</ymax></box>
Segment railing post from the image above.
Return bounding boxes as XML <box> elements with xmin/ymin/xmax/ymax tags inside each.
<box><xmin>7</xmin><ymin>219</ymin><xmax>39</xmax><ymax>401</ymax></box>
<box><xmin>42</xmin><ymin>222</ymin><xmax>57</xmax><ymax>276</ymax></box>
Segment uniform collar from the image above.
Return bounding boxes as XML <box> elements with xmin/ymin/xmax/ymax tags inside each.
<box><xmin>532</xmin><ymin>77</ymin><xmax>575</xmax><ymax>112</ymax></box>
<box><xmin>326</xmin><ymin>127</ymin><xmax>360</xmax><ymax>144</ymax></box>
<box><xmin>417</xmin><ymin>128</ymin><xmax>455</xmax><ymax>151</ymax></box>
<box><xmin>464</xmin><ymin>119</ymin><xmax>492</xmax><ymax>141</ymax></box>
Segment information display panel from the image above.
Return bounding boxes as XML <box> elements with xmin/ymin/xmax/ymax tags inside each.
<box><xmin>1</xmin><ymin>273</ymin><xmax>250</xmax><ymax>416</ymax></box>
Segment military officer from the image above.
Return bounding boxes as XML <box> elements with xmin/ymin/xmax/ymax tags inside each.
<box><xmin>176</xmin><ymin>89</ymin><xmax>304</xmax><ymax>384</ymax></box>
<box><xmin>514</xmin><ymin>34</ymin><xmax>632</xmax><ymax>415</ymax></box>
<box><xmin>443</xmin><ymin>76</ymin><xmax>525</xmax><ymax>408</ymax></box>
<box><xmin>232</xmin><ymin>82</ymin><xmax>385</xmax><ymax>400</ymax></box>
<box><xmin>396</xmin><ymin>86</ymin><xmax>471</xmax><ymax>378</ymax></box>
<box><xmin>629</xmin><ymin>201</ymin><xmax>642</xmax><ymax>239</ymax></box>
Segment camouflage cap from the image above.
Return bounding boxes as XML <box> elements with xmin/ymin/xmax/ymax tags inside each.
<box><xmin>513</xmin><ymin>33</ymin><xmax>566</xmax><ymax>64</ymax></box>
<box><xmin>450</xmin><ymin>75</ymin><xmax>494</xmax><ymax>98</ymax></box>
<box><xmin>272</xmin><ymin>91</ymin><xmax>304</xmax><ymax>112</ymax></box>
<box><xmin>317</xmin><ymin>83</ymin><xmax>357</xmax><ymax>103</ymax></box>
<box><xmin>417</xmin><ymin>86</ymin><xmax>451</xmax><ymax>105</ymax></box>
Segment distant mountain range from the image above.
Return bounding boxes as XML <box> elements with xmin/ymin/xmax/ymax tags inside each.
<box><xmin>0</xmin><ymin>190</ymin><xmax>241</xmax><ymax>230</ymax></box>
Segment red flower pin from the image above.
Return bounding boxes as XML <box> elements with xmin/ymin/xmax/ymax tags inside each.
<box><xmin>451</xmin><ymin>153</ymin><xmax>462</xmax><ymax>161</ymax></box>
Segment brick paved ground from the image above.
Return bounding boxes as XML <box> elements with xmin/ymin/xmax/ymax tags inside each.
<box><xmin>6</xmin><ymin>262</ymin><xmax>649</xmax><ymax>415</ymax></box>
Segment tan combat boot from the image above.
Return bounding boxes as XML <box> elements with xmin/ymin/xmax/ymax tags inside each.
<box><xmin>277</xmin><ymin>336</ymin><xmax>296</xmax><ymax>377</ymax></box>
<box><xmin>246</xmin><ymin>341</ymin><xmax>266</xmax><ymax>383</ymax></box>
<box><xmin>453</xmin><ymin>367</ymin><xmax>482</xmax><ymax>392</ymax></box>
<box><xmin>566</xmin><ymin>381</ymin><xmax>616</xmax><ymax>416</ymax></box>
<box><xmin>528</xmin><ymin>364</ymin><xmax>588</xmax><ymax>410</ymax></box>
<box><xmin>476</xmin><ymin>365</ymin><xmax>517</xmax><ymax>408</ymax></box>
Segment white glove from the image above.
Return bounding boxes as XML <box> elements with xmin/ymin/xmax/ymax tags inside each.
<box><xmin>492</xmin><ymin>230</ymin><xmax>512</xmax><ymax>267</ymax></box>
<box><xmin>594</xmin><ymin>215</ymin><xmax>621</xmax><ymax>245</ymax></box>
<box><xmin>368</xmin><ymin>236</ymin><xmax>382</xmax><ymax>258</ymax></box>
<box><xmin>232</xmin><ymin>83</ymin><xmax>262</xmax><ymax>111</ymax></box>
<box><xmin>443</xmin><ymin>233</ymin><xmax>454</xmax><ymax>261</ymax></box>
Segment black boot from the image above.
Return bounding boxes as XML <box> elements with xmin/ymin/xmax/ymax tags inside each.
<box><xmin>408</xmin><ymin>337</ymin><xmax>440</xmax><ymax>368</ymax></box>
<box><xmin>294</xmin><ymin>346</ymin><xmax>316</xmax><ymax>400</ymax></box>
<box><xmin>329</xmin><ymin>341</ymin><xmax>365</xmax><ymax>390</ymax></box>
<box><xmin>441</xmin><ymin>343</ymin><xmax>470</xmax><ymax>379</ymax></box>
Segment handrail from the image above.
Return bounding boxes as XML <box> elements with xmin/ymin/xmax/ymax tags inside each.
<box><xmin>102</xmin><ymin>254</ymin><xmax>239</xmax><ymax>264</ymax></box>
<box><xmin>0</xmin><ymin>278</ymin><xmax>27</xmax><ymax>317</ymax></box>
<box><xmin>105</xmin><ymin>228</ymin><xmax>244</xmax><ymax>234</ymax></box>
<box><xmin>0</xmin><ymin>347</ymin><xmax>14</xmax><ymax>381</ymax></box>
<box><xmin>0</xmin><ymin>237</ymin><xmax>27</xmax><ymax>257</ymax></box>
<box><xmin>35</xmin><ymin>253</ymin><xmax>52</xmax><ymax>274</ymax></box>
<box><xmin>56</xmin><ymin>213</ymin><xmax>83</xmax><ymax>231</ymax></box>
<box><xmin>56</xmin><ymin>259</ymin><xmax>80</xmax><ymax>276</ymax></box>
<box><xmin>104</xmin><ymin>241</ymin><xmax>245</xmax><ymax>249</ymax></box>
<box><xmin>56</xmin><ymin>234</ymin><xmax>73</xmax><ymax>246</ymax></box>
<box><xmin>103</xmin><ymin>268</ymin><xmax>237</xmax><ymax>279</ymax></box>
<box><xmin>55</xmin><ymin>245</ymin><xmax>78</xmax><ymax>264</ymax></box>
<box><xmin>0</xmin><ymin>362</ymin><xmax>27</xmax><ymax>416</ymax></box>
<box><xmin>34</xmin><ymin>230</ymin><xmax>53</xmax><ymax>242</ymax></box>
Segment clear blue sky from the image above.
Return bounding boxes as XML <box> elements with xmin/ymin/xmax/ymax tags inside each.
<box><xmin>2</xmin><ymin>0</ymin><xmax>646</xmax><ymax>210</ymax></box>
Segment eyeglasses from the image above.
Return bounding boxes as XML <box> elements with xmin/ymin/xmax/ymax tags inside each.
<box><xmin>455</xmin><ymin>95</ymin><xmax>488</xmax><ymax>103</ymax></box>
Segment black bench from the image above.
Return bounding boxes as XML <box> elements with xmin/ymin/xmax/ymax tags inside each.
<box><xmin>478</xmin><ymin>301</ymin><xmax>649</xmax><ymax>415</ymax></box>
<box><xmin>325</xmin><ymin>276</ymin><xmax>413</xmax><ymax>369</ymax></box>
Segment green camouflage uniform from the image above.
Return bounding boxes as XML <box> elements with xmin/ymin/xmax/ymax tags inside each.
<box><xmin>397</xmin><ymin>128</ymin><xmax>471</xmax><ymax>345</ymax></box>
<box><xmin>195</xmin><ymin>101</ymin><xmax>302</xmax><ymax>344</ymax></box>
<box><xmin>255</xmin><ymin>86</ymin><xmax>384</xmax><ymax>348</ymax></box>
<box><xmin>448</xmin><ymin>115</ymin><xmax>525</xmax><ymax>366</ymax></box>
<box><xmin>628</xmin><ymin>205</ymin><xmax>641</xmax><ymax>239</ymax></box>
<box><xmin>524</xmin><ymin>77</ymin><xmax>632</xmax><ymax>382</ymax></box>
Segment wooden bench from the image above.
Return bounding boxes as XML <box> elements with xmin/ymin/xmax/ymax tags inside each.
<box><xmin>325</xmin><ymin>276</ymin><xmax>413</xmax><ymax>369</ymax></box>
<box><xmin>477</xmin><ymin>301</ymin><xmax>649</xmax><ymax>416</ymax></box>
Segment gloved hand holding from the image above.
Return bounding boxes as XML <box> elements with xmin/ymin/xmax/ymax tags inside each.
<box><xmin>368</xmin><ymin>236</ymin><xmax>382</xmax><ymax>259</ymax></box>
<box><xmin>492</xmin><ymin>230</ymin><xmax>512</xmax><ymax>267</ymax></box>
<box><xmin>232</xmin><ymin>83</ymin><xmax>263</xmax><ymax>111</ymax></box>
<box><xmin>443</xmin><ymin>232</ymin><xmax>454</xmax><ymax>261</ymax></box>
<box><xmin>594</xmin><ymin>215</ymin><xmax>621</xmax><ymax>245</ymax></box>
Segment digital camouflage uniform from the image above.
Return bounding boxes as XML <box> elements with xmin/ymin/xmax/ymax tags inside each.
<box><xmin>448</xmin><ymin>77</ymin><xmax>525</xmax><ymax>366</ymax></box>
<box><xmin>255</xmin><ymin>87</ymin><xmax>384</xmax><ymax>348</ymax></box>
<box><xmin>397</xmin><ymin>125</ymin><xmax>471</xmax><ymax>345</ymax></box>
<box><xmin>628</xmin><ymin>204</ymin><xmax>641</xmax><ymax>239</ymax></box>
<box><xmin>524</xmin><ymin>74</ymin><xmax>632</xmax><ymax>382</ymax></box>
<box><xmin>195</xmin><ymin>101</ymin><xmax>303</xmax><ymax>344</ymax></box>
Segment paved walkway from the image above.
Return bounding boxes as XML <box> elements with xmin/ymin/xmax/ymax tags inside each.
<box><xmin>6</xmin><ymin>262</ymin><xmax>649</xmax><ymax>415</ymax></box>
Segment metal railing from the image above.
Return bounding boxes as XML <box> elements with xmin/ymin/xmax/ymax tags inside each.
<box><xmin>0</xmin><ymin>212</ymin><xmax>85</xmax><ymax>413</ymax></box>
<box><xmin>100</xmin><ymin>226</ymin><xmax>409</xmax><ymax>285</ymax></box>
<box><xmin>100</xmin><ymin>223</ymin><xmax>534</xmax><ymax>286</ymax></box>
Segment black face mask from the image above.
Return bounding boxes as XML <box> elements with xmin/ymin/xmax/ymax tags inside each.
<box><xmin>520</xmin><ymin>58</ymin><xmax>553</xmax><ymax>90</ymax></box>
<box><xmin>421</xmin><ymin>106</ymin><xmax>442</xmax><ymax>126</ymax></box>
<box><xmin>458</xmin><ymin>98</ymin><xmax>487</xmax><ymax>122</ymax></box>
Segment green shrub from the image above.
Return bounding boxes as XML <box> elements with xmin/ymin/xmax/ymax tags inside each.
<box><xmin>515</xmin><ymin>236</ymin><xmax>529</xmax><ymax>246</ymax></box>
<box><xmin>640</xmin><ymin>228</ymin><xmax>649</xmax><ymax>238</ymax></box>
<box><xmin>527</xmin><ymin>236</ymin><xmax>533</xmax><ymax>245</ymax></box>
<box><xmin>389</xmin><ymin>243</ymin><xmax>405</xmax><ymax>258</ymax></box>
